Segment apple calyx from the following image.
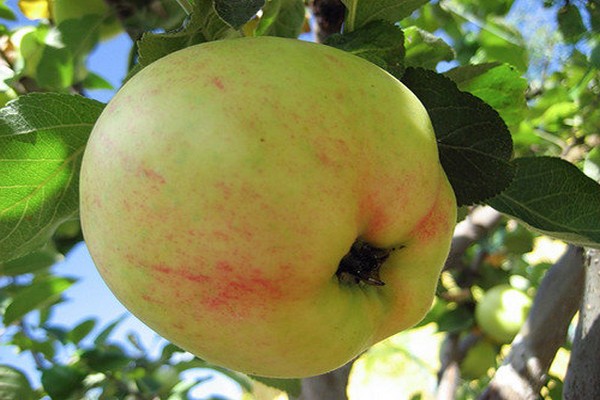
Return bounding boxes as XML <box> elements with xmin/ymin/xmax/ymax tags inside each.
<box><xmin>336</xmin><ymin>239</ymin><xmax>398</xmax><ymax>287</ymax></box>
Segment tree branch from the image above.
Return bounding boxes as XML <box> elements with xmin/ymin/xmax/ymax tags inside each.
<box><xmin>308</xmin><ymin>0</ymin><xmax>346</xmax><ymax>42</ymax></box>
<box><xmin>478</xmin><ymin>245</ymin><xmax>585</xmax><ymax>400</ymax></box>
<box><xmin>563</xmin><ymin>248</ymin><xmax>600</xmax><ymax>398</ymax></box>
<box><xmin>436</xmin><ymin>333</ymin><xmax>461</xmax><ymax>400</ymax></box>
<box><xmin>103</xmin><ymin>0</ymin><xmax>146</xmax><ymax>41</ymax></box>
<box><xmin>294</xmin><ymin>363</ymin><xmax>352</xmax><ymax>400</ymax></box>
<box><xmin>444</xmin><ymin>206</ymin><xmax>504</xmax><ymax>271</ymax></box>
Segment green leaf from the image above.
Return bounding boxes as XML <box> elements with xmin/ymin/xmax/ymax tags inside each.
<box><xmin>342</xmin><ymin>0</ymin><xmax>428</xmax><ymax>31</ymax></box>
<box><xmin>82</xmin><ymin>72</ymin><xmax>114</xmax><ymax>90</ymax></box>
<box><xmin>557</xmin><ymin>4</ymin><xmax>586</xmax><ymax>43</ymax></box>
<box><xmin>473</xmin><ymin>17</ymin><xmax>528</xmax><ymax>73</ymax></box>
<box><xmin>0</xmin><ymin>4</ymin><xmax>17</xmax><ymax>21</ymax></box>
<box><xmin>0</xmin><ymin>365</ymin><xmax>36</xmax><ymax>400</ymax></box>
<box><xmin>436</xmin><ymin>306</ymin><xmax>474</xmax><ymax>333</ymax></box>
<box><xmin>94</xmin><ymin>314</ymin><xmax>127</xmax><ymax>345</ymax></box>
<box><xmin>69</xmin><ymin>318</ymin><xmax>97</xmax><ymax>345</ymax></box>
<box><xmin>0</xmin><ymin>248</ymin><xmax>61</xmax><ymax>276</ymax></box>
<box><xmin>138</xmin><ymin>0</ymin><xmax>241</xmax><ymax>68</ymax></box>
<box><xmin>20</xmin><ymin>17</ymin><xmax>101</xmax><ymax>91</ymax></box>
<box><xmin>588</xmin><ymin>0</ymin><xmax>600</xmax><ymax>32</ymax></box>
<box><xmin>214</xmin><ymin>0</ymin><xmax>265</xmax><ymax>29</ymax></box>
<box><xmin>0</xmin><ymin>93</ymin><xmax>104</xmax><ymax>263</ymax></box>
<box><xmin>255</xmin><ymin>0</ymin><xmax>305</xmax><ymax>38</ymax></box>
<box><xmin>401</xmin><ymin>67</ymin><xmax>514</xmax><ymax>206</ymax></box>
<box><xmin>451</xmin><ymin>0</ymin><xmax>514</xmax><ymax>16</ymax></box>
<box><xmin>159</xmin><ymin>343</ymin><xmax>185</xmax><ymax>363</ymax></box>
<box><xmin>486</xmin><ymin>157</ymin><xmax>600</xmax><ymax>248</ymax></box>
<box><xmin>403</xmin><ymin>26</ymin><xmax>454</xmax><ymax>69</ymax></box>
<box><xmin>80</xmin><ymin>346</ymin><xmax>130</xmax><ymax>373</ymax></box>
<box><xmin>324</xmin><ymin>20</ymin><xmax>405</xmax><ymax>78</ymax></box>
<box><xmin>56</xmin><ymin>14</ymin><xmax>103</xmax><ymax>57</ymax></box>
<box><xmin>174</xmin><ymin>358</ymin><xmax>253</xmax><ymax>392</ymax></box>
<box><xmin>35</xmin><ymin>46</ymin><xmax>75</xmax><ymax>90</ymax></box>
<box><xmin>444</xmin><ymin>62</ymin><xmax>528</xmax><ymax>131</ymax></box>
<box><xmin>250</xmin><ymin>376</ymin><xmax>302</xmax><ymax>397</ymax></box>
<box><xmin>3</xmin><ymin>276</ymin><xmax>74</xmax><ymax>325</ymax></box>
<box><xmin>584</xmin><ymin>146</ymin><xmax>600</xmax><ymax>182</ymax></box>
<box><xmin>41</xmin><ymin>365</ymin><xmax>86</xmax><ymax>400</ymax></box>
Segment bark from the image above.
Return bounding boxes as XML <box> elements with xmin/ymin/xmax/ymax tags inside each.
<box><xmin>479</xmin><ymin>245</ymin><xmax>585</xmax><ymax>400</ymax></box>
<box><xmin>294</xmin><ymin>363</ymin><xmax>352</xmax><ymax>400</ymax></box>
<box><xmin>103</xmin><ymin>0</ymin><xmax>148</xmax><ymax>40</ymax></box>
<box><xmin>309</xmin><ymin>0</ymin><xmax>346</xmax><ymax>42</ymax></box>
<box><xmin>563</xmin><ymin>248</ymin><xmax>600</xmax><ymax>398</ymax></box>
<box><xmin>436</xmin><ymin>333</ymin><xmax>461</xmax><ymax>400</ymax></box>
<box><xmin>444</xmin><ymin>206</ymin><xmax>504</xmax><ymax>271</ymax></box>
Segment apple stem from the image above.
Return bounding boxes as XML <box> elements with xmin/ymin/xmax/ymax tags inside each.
<box><xmin>336</xmin><ymin>239</ymin><xmax>398</xmax><ymax>287</ymax></box>
<box><xmin>174</xmin><ymin>0</ymin><xmax>194</xmax><ymax>15</ymax></box>
<box><xmin>343</xmin><ymin>0</ymin><xmax>357</xmax><ymax>32</ymax></box>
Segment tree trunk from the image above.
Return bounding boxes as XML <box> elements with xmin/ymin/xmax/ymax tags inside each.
<box><xmin>563</xmin><ymin>248</ymin><xmax>600</xmax><ymax>398</ymax></box>
<box><xmin>294</xmin><ymin>363</ymin><xmax>352</xmax><ymax>400</ymax></box>
<box><xmin>479</xmin><ymin>245</ymin><xmax>585</xmax><ymax>400</ymax></box>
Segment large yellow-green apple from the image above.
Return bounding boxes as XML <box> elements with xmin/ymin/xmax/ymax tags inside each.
<box><xmin>79</xmin><ymin>37</ymin><xmax>457</xmax><ymax>378</ymax></box>
<box><xmin>52</xmin><ymin>0</ymin><xmax>122</xmax><ymax>41</ymax></box>
<box><xmin>475</xmin><ymin>285</ymin><xmax>532</xmax><ymax>344</ymax></box>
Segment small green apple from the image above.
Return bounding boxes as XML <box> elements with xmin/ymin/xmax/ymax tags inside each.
<box><xmin>460</xmin><ymin>339</ymin><xmax>497</xmax><ymax>379</ymax></box>
<box><xmin>80</xmin><ymin>37</ymin><xmax>457</xmax><ymax>378</ymax></box>
<box><xmin>0</xmin><ymin>88</ymin><xmax>17</xmax><ymax>107</ymax></box>
<box><xmin>503</xmin><ymin>224</ymin><xmax>534</xmax><ymax>255</ymax></box>
<box><xmin>52</xmin><ymin>0</ymin><xmax>122</xmax><ymax>41</ymax></box>
<box><xmin>475</xmin><ymin>284</ymin><xmax>532</xmax><ymax>344</ymax></box>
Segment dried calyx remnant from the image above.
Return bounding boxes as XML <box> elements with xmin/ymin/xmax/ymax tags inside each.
<box><xmin>336</xmin><ymin>239</ymin><xmax>398</xmax><ymax>286</ymax></box>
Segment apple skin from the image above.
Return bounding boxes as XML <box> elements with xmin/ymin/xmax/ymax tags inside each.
<box><xmin>475</xmin><ymin>285</ymin><xmax>532</xmax><ymax>344</ymax></box>
<box><xmin>80</xmin><ymin>37</ymin><xmax>457</xmax><ymax>378</ymax></box>
<box><xmin>460</xmin><ymin>339</ymin><xmax>497</xmax><ymax>379</ymax></box>
<box><xmin>52</xmin><ymin>0</ymin><xmax>122</xmax><ymax>41</ymax></box>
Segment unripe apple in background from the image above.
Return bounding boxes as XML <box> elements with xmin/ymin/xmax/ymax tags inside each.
<box><xmin>475</xmin><ymin>284</ymin><xmax>532</xmax><ymax>344</ymax></box>
<box><xmin>52</xmin><ymin>0</ymin><xmax>122</xmax><ymax>41</ymax></box>
<box><xmin>80</xmin><ymin>37</ymin><xmax>457</xmax><ymax>378</ymax></box>
<box><xmin>460</xmin><ymin>339</ymin><xmax>497</xmax><ymax>379</ymax></box>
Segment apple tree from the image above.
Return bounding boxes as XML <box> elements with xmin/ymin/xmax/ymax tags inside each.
<box><xmin>1</xmin><ymin>0</ymin><xmax>599</xmax><ymax>399</ymax></box>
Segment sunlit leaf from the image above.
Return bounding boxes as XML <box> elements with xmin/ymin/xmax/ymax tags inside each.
<box><xmin>214</xmin><ymin>0</ymin><xmax>265</xmax><ymax>29</ymax></box>
<box><xmin>0</xmin><ymin>93</ymin><xmax>104</xmax><ymax>262</ymax></box>
<box><xmin>18</xmin><ymin>0</ymin><xmax>50</xmax><ymax>20</ymax></box>
<box><xmin>486</xmin><ymin>157</ymin><xmax>600</xmax><ymax>248</ymax></box>
<box><xmin>444</xmin><ymin>62</ymin><xmax>527</xmax><ymax>131</ymax></box>
<box><xmin>403</xmin><ymin>26</ymin><xmax>454</xmax><ymax>69</ymax></box>
<box><xmin>342</xmin><ymin>0</ymin><xmax>428</xmax><ymax>31</ymax></box>
<box><xmin>255</xmin><ymin>0</ymin><xmax>305</xmax><ymax>38</ymax></box>
<box><xmin>3</xmin><ymin>276</ymin><xmax>75</xmax><ymax>325</ymax></box>
<box><xmin>0</xmin><ymin>365</ymin><xmax>36</xmax><ymax>400</ymax></box>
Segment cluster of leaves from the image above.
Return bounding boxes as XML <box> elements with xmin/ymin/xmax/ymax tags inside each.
<box><xmin>423</xmin><ymin>221</ymin><xmax>547</xmax><ymax>392</ymax></box>
<box><xmin>0</xmin><ymin>0</ymin><xmax>599</xmax><ymax>399</ymax></box>
<box><xmin>1</xmin><ymin>312</ymin><xmax>253</xmax><ymax>399</ymax></box>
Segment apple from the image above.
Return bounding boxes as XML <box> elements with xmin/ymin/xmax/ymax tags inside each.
<box><xmin>52</xmin><ymin>0</ymin><xmax>122</xmax><ymax>41</ymax></box>
<box><xmin>460</xmin><ymin>339</ymin><xmax>497</xmax><ymax>379</ymax></box>
<box><xmin>503</xmin><ymin>223</ymin><xmax>534</xmax><ymax>255</ymax></box>
<box><xmin>0</xmin><ymin>88</ymin><xmax>17</xmax><ymax>107</ymax></box>
<box><xmin>80</xmin><ymin>37</ymin><xmax>457</xmax><ymax>378</ymax></box>
<box><xmin>475</xmin><ymin>284</ymin><xmax>532</xmax><ymax>344</ymax></box>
